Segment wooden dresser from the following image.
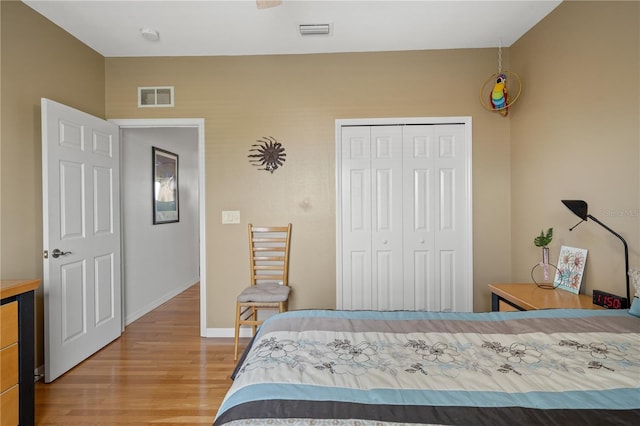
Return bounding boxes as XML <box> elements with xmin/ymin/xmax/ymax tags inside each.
<box><xmin>1</xmin><ymin>279</ymin><xmax>40</xmax><ymax>426</ymax></box>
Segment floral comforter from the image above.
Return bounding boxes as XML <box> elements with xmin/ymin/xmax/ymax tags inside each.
<box><xmin>213</xmin><ymin>309</ymin><xmax>640</xmax><ymax>425</ymax></box>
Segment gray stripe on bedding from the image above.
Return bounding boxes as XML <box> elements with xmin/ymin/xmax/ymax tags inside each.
<box><xmin>259</xmin><ymin>314</ymin><xmax>639</xmax><ymax>336</ymax></box>
<box><xmin>213</xmin><ymin>399</ymin><xmax>640</xmax><ymax>426</ymax></box>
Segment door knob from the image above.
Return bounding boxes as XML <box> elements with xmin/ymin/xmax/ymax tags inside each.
<box><xmin>51</xmin><ymin>248</ymin><xmax>72</xmax><ymax>258</ymax></box>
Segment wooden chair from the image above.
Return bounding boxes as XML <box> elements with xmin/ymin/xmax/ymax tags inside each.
<box><xmin>234</xmin><ymin>224</ymin><xmax>292</xmax><ymax>360</ymax></box>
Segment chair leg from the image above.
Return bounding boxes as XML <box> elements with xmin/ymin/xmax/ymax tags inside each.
<box><xmin>234</xmin><ymin>302</ymin><xmax>241</xmax><ymax>361</ymax></box>
<box><xmin>251</xmin><ymin>307</ymin><xmax>258</xmax><ymax>336</ymax></box>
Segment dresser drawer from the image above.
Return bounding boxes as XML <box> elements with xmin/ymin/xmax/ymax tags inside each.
<box><xmin>0</xmin><ymin>344</ymin><xmax>19</xmax><ymax>393</ymax></box>
<box><xmin>0</xmin><ymin>302</ymin><xmax>18</xmax><ymax>349</ymax></box>
<box><xmin>0</xmin><ymin>385</ymin><xmax>19</xmax><ymax>426</ymax></box>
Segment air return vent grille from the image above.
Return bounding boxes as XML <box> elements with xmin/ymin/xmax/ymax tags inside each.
<box><xmin>138</xmin><ymin>86</ymin><xmax>174</xmax><ymax>107</ymax></box>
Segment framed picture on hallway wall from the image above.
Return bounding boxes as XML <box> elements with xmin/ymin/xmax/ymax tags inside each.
<box><xmin>152</xmin><ymin>146</ymin><xmax>179</xmax><ymax>224</ymax></box>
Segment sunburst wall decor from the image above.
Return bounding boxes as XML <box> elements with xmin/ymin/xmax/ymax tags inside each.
<box><xmin>248</xmin><ymin>136</ymin><xmax>286</xmax><ymax>173</ymax></box>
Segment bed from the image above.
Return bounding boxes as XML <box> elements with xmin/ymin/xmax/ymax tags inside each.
<box><xmin>214</xmin><ymin>308</ymin><xmax>640</xmax><ymax>425</ymax></box>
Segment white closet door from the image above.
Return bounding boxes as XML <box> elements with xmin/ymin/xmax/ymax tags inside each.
<box><xmin>434</xmin><ymin>124</ymin><xmax>469</xmax><ymax>312</ymax></box>
<box><xmin>402</xmin><ymin>125</ymin><xmax>435</xmax><ymax>310</ymax></box>
<box><xmin>402</xmin><ymin>124</ymin><xmax>468</xmax><ymax>311</ymax></box>
<box><xmin>340</xmin><ymin>126</ymin><xmax>372</xmax><ymax>309</ymax></box>
<box><xmin>337</xmin><ymin>119</ymin><xmax>472</xmax><ymax>312</ymax></box>
<box><xmin>371</xmin><ymin>126</ymin><xmax>403</xmax><ymax>310</ymax></box>
<box><xmin>340</xmin><ymin>126</ymin><xmax>403</xmax><ymax>310</ymax></box>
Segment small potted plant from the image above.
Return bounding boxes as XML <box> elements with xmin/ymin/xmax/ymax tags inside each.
<box><xmin>534</xmin><ymin>228</ymin><xmax>553</xmax><ymax>280</ymax></box>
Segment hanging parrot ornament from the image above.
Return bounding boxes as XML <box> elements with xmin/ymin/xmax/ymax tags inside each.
<box><xmin>491</xmin><ymin>73</ymin><xmax>509</xmax><ymax>116</ymax></box>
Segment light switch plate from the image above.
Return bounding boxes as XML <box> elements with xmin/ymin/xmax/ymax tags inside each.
<box><xmin>222</xmin><ymin>210</ymin><xmax>240</xmax><ymax>224</ymax></box>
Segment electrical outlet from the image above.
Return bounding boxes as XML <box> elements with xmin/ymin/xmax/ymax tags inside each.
<box><xmin>222</xmin><ymin>210</ymin><xmax>240</xmax><ymax>224</ymax></box>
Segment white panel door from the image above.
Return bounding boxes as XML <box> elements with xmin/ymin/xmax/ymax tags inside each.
<box><xmin>433</xmin><ymin>124</ymin><xmax>469</xmax><ymax>312</ymax></box>
<box><xmin>340</xmin><ymin>126</ymin><xmax>403</xmax><ymax>310</ymax></box>
<box><xmin>42</xmin><ymin>98</ymin><xmax>122</xmax><ymax>382</ymax></box>
<box><xmin>402</xmin><ymin>125</ymin><xmax>436</xmax><ymax>310</ymax></box>
<box><xmin>340</xmin><ymin>126</ymin><xmax>372</xmax><ymax>309</ymax></box>
<box><xmin>371</xmin><ymin>126</ymin><xmax>403</xmax><ymax>310</ymax></box>
<box><xmin>402</xmin><ymin>124</ymin><xmax>468</xmax><ymax>312</ymax></box>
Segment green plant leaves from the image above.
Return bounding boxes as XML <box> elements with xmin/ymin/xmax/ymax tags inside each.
<box><xmin>534</xmin><ymin>228</ymin><xmax>553</xmax><ymax>247</ymax></box>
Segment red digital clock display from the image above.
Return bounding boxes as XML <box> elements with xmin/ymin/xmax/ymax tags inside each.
<box><xmin>592</xmin><ymin>290</ymin><xmax>628</xmax><ymax>309</ymax></box>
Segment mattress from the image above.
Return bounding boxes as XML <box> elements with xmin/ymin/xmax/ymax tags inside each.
<box><xmin>214</xmin><ymin>309</ymin><xmax>640</xmax><ymax>425</ymax></box>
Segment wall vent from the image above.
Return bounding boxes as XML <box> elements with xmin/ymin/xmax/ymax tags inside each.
<box><xmin>138</xmin><ymin>86</ymin><xmax>174</xmax><ymax>108</ymax></box>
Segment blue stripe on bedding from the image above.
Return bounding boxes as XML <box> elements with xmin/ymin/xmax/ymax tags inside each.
<box><xmin>261</xmin><ymin>308</ymin><xmax>630</xmax><ymax>325</ymax></box>
<box><xmin>219</xmin><ymin>383</ymin><xmax>640</xmax><ymax>412</ymax></box>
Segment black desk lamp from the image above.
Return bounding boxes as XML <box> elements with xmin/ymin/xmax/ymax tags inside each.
<box><xmin>561</xmin><ymin>200</ymin><xmax>630</xmax><ymax>304</ymax></box>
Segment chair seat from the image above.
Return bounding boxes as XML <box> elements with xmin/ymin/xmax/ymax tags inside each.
<box><xmin>237</xmin><ymin>283</ymin><xmax>291</xmax><ymax>303</ymax></box>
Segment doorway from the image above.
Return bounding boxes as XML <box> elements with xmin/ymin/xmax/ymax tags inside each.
<box><xmin>112</xmin><ymin>119</ymin><xmax>206</xmax><ymax>336</ymax></box>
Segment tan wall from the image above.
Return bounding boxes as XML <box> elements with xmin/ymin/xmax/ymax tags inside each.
<box><xmin>105</xmin><ymin>49</ymin><xmax>513</xmax><ymax>327</ymax></box>
<box><xmin>510</xmin><ymin>1</ymin><xmax>640</xmax><ymax>297</ymax></box>
<box><xmin>7</xmin><ymin>0</ymin><xmax>636</xmax><ymax>371</ymax></box>
<box><xmin>0</xmin><ymin>1</ymin><xmax>105</xmax><ymax>365</ymax></box>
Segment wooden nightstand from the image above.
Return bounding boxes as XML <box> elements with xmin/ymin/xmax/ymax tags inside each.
<box><xmin>488</xmin><ymin>283</ymin><xmax>602</xmax><ymax>312</ymax></box>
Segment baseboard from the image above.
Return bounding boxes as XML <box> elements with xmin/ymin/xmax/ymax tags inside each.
<box><xmin>204</xmin><ymin>310</ymin><xmax>281</xmax><ymax>338</ymax></box>
<box><xmin>204</xmin><ymin>310</ymin><xmax>280</xmax><ymax>337</ymax></box>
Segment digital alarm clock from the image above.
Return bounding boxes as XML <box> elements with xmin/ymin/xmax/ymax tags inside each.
<box><xmin>592</xmin><ymin>290</ymin><xmax>628</xmax><ymax>309</ymax></box>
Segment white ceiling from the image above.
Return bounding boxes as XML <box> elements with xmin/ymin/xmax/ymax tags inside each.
<box><xmin>22</xmin><ymin>0</ymin><xmax>562</xmax><ymax>57</ymax></box>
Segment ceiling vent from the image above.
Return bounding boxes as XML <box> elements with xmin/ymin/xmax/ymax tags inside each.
<box><xmin>299</xmin><ymin>24</ymin><xmax>331</xmax><ymax>36</ymax></box>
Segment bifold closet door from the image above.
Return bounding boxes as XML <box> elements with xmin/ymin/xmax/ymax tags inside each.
<box><xmin>339</xmin><ymin>123</ymin><xmax>469</xmax><ymax>312</ymax></box>
<box><xmin>402</xmin><ymin>124</ymin><xmax>467</xmax><ymax>311</ymax></box>
<box><xmin>340</xmin><ymin>126</ymin><xmax>403</xmax><ymax>310</ymax></box>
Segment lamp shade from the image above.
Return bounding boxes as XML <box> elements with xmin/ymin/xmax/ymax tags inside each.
<box><xmin>562</xmin><ymin>200</ymin><xmax>588</xmax><ymax>220</ymax></box>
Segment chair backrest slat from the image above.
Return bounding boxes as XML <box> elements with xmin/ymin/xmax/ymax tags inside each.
<box><xmin>248</xmin><ymin>223</ymin><xmax>292</xmax><ymax>286</ymax></box>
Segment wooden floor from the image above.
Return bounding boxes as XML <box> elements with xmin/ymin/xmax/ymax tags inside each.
<box><xmin>35</xmin><ymin>284</ymin><xmax>241</xmax><ymax>425</ymax></box>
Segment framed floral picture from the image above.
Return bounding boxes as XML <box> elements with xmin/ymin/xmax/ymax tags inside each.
<box><xmin>553</xmin><ymin>245</ymin><xmax>588</xmax><ymax>294</ymax></box>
